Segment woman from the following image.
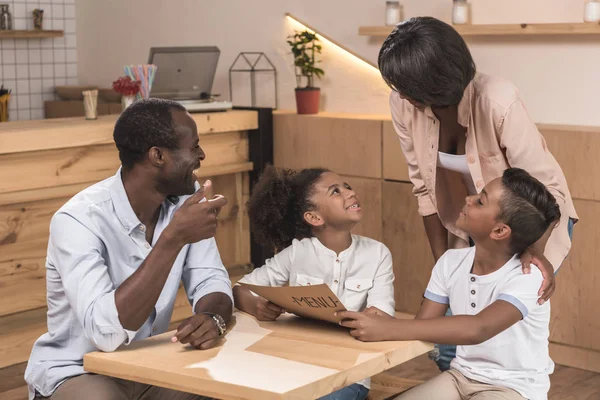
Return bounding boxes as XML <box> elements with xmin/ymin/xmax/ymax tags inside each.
<box><xmin>378</xmin><ymin>16</ymin><xmax>577</xmax><ymax>371</ymax></box>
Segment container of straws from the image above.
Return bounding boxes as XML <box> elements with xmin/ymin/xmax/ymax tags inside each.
<box><xmin>82</xmin><ymin>89</ymin><xmax>98</xmax><ymax>120</ymax></box>
<box><xmin>124</xmin><ymin>64</ymin><xmax>157</xmax><ymax>100</ymax></box>
<box><xmin>0</xmin><ymin>85</ymin><xmax>11</xmax><ymax>122</ymax></box>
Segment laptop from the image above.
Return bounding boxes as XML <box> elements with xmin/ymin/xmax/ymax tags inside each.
<box><xmin>148</xmin><ymin>46</ymin><xmax>232</xmax><ymax>112</ymax></box>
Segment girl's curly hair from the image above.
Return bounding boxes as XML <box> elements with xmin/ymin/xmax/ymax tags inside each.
<box><xmin>246</xmin><ymin>165</ymin><xmax>328</xmax><ymax>251</ymax></box>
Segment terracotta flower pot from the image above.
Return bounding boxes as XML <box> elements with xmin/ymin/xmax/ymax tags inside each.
<box><xmin>295</xmin><ymin>87</ymin><xmax>320</xmax><ymax>114</ymax></box>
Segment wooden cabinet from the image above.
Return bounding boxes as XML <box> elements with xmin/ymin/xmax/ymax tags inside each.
<box><xmin>550</xmin><ymin>198</ymin><xmax>600</xmax><ymax>351</ymax></box>
<box><xmin>382</xmin><ymin>121</ymin><xmax>409</xmax><ymax>182</ymax></box>
<box><xmin>274</xmin><ymin>113</ymin><xmax>382</xmax><ymax>179</ymax></box>
<box><xmin>382</xmin><ymin>181</ymin><xmax>434</xmax><ymax>314</ymax></box>
<box><xmin>345</xmin><ymin>176</ymin><xmax>382</xmax><ymax>241</ymax></box>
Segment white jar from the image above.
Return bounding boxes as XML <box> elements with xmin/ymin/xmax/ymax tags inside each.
<box><xmin>452</xmin><ymin>0</ymin><xmax>471</xmax><ymax>25</ymax></box>
<box><xmin>584</xmin><ymin>0</ymin><xmax>600</xmax><ymax>22</ymax></box>
<box><xmin>385</xmin><ymin>1</ymin><xmax>403</xmax><ymax>26</ymax></box>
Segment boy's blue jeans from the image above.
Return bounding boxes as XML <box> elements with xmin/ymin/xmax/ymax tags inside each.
<box><xmin>317</xmin><ymin>383</ymin><xmax>369</xmax><ymax>400</ymax></box>
<box><xmin>430</xmin><ymin>218</ymin><xmax>576</xmax><ymax>371</ymax></box>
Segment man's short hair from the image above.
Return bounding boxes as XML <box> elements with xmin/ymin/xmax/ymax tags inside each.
<box><xmin>499</xmin><ymin>168</ymin><xmax>561</xmax><ymax>254</ymax></box>
<box><xmin>113</xmin><ymin>98</ymin><xmax>187</xmax><ymax>169</ymax></box>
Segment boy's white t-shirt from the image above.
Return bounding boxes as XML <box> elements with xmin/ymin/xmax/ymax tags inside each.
<box><xmin>424</xmin><ymin>247</ymin><xmax>554</xmax><ymax>400</ymax></box>
<box><xmin>237</xmin><ymin>234</ymin><xmax>396</xmax><ymax>390</ymax></box>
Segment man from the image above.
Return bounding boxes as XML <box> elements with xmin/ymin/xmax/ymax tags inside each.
<box><xmin>25</xmin><ymin>99</ymin><xmax>231</xmax><ymax>400</ymax></box>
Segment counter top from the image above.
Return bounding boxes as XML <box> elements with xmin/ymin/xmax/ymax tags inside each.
<box><xmin>0</xmin><ymin>110</ymin><xmax>258</xmax><ymax>155</ymax></box>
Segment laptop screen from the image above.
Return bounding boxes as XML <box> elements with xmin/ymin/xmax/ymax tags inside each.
<box><xmin>148</xmin><ymin>46</ymin><xmax>220</xmax><ymax>100</ymax></box>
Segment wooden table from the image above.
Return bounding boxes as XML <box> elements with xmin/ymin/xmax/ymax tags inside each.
<box><xmin>84</xmin><ymin>312</ymin><xmax>432</xmax><ymax>400</ymax></box>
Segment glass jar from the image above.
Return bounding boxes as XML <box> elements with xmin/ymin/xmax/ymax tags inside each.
<box><xmin>584</xmin><ymin>0</ymin><xmax>600</xmax><ymax>22</ymax></box>
<box><xmin>452</xmin><ymin>0</ymin><xmax>471</xmax><ymax>25</ymax></box>
<box><xmin>0</xmin><ymin>4</ymin><xmax>13</xmax><ymax>30</ymax></box>
<box><xmin>385</xmin><ymin>1</ymin><xmax>403</xmax><ymax>26</ymax></box>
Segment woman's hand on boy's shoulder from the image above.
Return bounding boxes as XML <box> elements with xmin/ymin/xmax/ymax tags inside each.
<box><xmin>336</xmin><ymin>310</ymin><xmax>395</xmax><ymax>342</ymax></box>
<box><xmin>520</xmin><ymin>249</ymin><xmax>555</xmax><ymax>305</ymax></box>
<box><xmin>254</xmin><ymin>298</ymin><xmax>284</xmax><ymax>321</ymax></box>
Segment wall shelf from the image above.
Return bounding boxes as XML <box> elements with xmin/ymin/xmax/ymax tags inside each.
<box><xmin>0</xmin><ymin>30</ymin><xmax>64</xmax><ymax>39</ymax></box>
<box><xmin>359</xmin><ymin>22</ymin><xmax>600</xmax><ymax>37</ymax></box>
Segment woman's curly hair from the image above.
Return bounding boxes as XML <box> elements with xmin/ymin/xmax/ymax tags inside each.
<box><xmin>246</xmin><ymin>165</ymin><xmax>328</xmax><ymax>251</ymax></box>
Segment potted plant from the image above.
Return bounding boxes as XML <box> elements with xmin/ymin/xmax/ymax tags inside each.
<box><xmin>287</xmin><ymin>30</ymin><xmax>324</xmax><ymax>114</ymax></box>
<box><xmin>111</xmin><ymin>76</ymin><xmax>141</xmax><ymax>111</ymax></box>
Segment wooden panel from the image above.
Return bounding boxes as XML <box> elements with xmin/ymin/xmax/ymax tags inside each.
<box><xmin>540</xmin><ymin>125</ymin><xmax>600</xmax><ymax>202</ymax></box>
<box><xmin>550</xmin><ymin>342</ymin><xmax>600</xmax><ymax>374</ymax></box>
<box><xmin>273</xmin><ymin>110</ymin><xmax>391</xmax><ymax>121</ymax></box>
<box><xmin>0</xmin><ymin>144</ymin><xmax>119</xmax><ymax>195</ymax></box>
<box><xmin>382</xmin><ymin>121</ymin><xmax>409</xmax><ymax>182</ymax></box>
<box><xmin>0</xmin><ymin>258</ymin><xmax>46</xmax><ymax>317</ymax></box>
<box><xmin>199</xmin><ymin>131</ymin><xmax>249</xmax><ymax>167</ymax></box>
<box><xmin>382</xmin><ymin>181</ymin><xmax>434</xmax><ymax>314</ymax></box>
<box><xmin>0</xmin><ymin>196</ymin><xmax>69</xmax><ymax>316</ymax></box>
<box><xmin>0</xmin><ymin>307</ymin><xmax>47</xmax><ymax>369</ymax></box>
<box><xmin>0</xmin><ymin>182</ymin><xmax>95</xmax><ymax>207</ymax></box>
<box><xmin>0</xmin><ymin>132</ymin><xmax>248</xmax><ymax>196</ymax></box>
<box><xmin>550</xmin><ymin>198</ymin><xmax>600</xmax><ymax>351</ymax></box>
<box><xmin>343</xmin><ymin>176</ymin><xmax>382</xmax><ymax>242</ymax></box>
<box><xmin>273</xmin><ymin>114</ymin><xmax>382</xmax><ymax>179</ymax></box>
<box><xmin>0</xmin><ymin>163</ymin><xmax>253</xmax><ymax>208</ymax></box>
<box><xmin>0</xmin><ymin>197</ymin><xmax>65</xmax><ymax>247</ymax></box>
<box><xmin>207</xmin><ymin>173</ymin><xmax>252</xmax><ymax>268</ymax></box>
<box><xmin>0</xmin><ymin>110</ymin><xmax>258</xmax><ymax>155</ymax></box>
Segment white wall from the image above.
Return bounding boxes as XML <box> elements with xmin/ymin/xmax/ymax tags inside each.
<box><xmin>75</xmin><ymin>0</ymin><xmax>600</xmax><ymax>125</ymax></box>
<box><xmin>1</xmin><ymin>0</ymin><xmax>78</xmax><ymax>121</ymax></box>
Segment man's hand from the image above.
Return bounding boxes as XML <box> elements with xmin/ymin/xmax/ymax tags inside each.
<box><xmin>255</xmin><ymin>298</ymin><xmax>284</xmax><ymax>321</ymax></box>
<box><xmin>520</xmin><ymin>248</ymin><xmax>555</xmax><ymax>304</ymax></box>
<box><xmin>171</xmin><ymin>313</ymin><xmax>221</xmax><ymax>350</ymax></box>
<box><xmin>167</xmin><ymin>180</ymin><xmax>228</xmax><ymax>245</ymax></box>
<box><xmin>336</xmin><ymin>310</ymin><xmax>395</xmax><ymax>342</ymax></box>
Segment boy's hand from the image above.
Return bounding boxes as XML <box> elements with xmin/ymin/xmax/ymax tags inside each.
<box><xmin>254</xmin><ymin>298</ymin><xmax>284</xmax><ymax>321</ymax></box>
<box><xmin>336</xmin><ymin>310</ymin><xmax>395</xmax><ymax>342</ymax></box>
<box><xmin>520</xmin><ymin>249</ymin><xmax>555</xmax><ymax>305</ymax></box>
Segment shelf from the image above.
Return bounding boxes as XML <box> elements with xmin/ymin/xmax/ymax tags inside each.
<box><xmin>0</xmin><ymin>30</ymin><xmax>64</xmax><ymax>39</ymax></box>
<box><xmin>359</xmin><ymin>22</ymin><xmax>600</xmax><ymax>37</ymax></box>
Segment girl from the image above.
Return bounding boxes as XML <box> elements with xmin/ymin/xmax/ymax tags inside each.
<box><xmin>234</xmin><ymin>165</ymin><xmax>395</xmax><ymax>400</ymax></box>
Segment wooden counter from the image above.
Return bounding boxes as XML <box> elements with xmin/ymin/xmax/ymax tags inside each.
<box><xmin>273</xmin><ymin>110</ymin><xmax>600</xmax><ymax>374</ymax></box>
<box><xmin>0</xmin><ymin>110</ymin><xmax>258</xmax><ymax>369</ymax></box>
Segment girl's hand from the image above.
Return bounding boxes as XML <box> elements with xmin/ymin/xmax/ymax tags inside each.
<box><xmin>254</xmin><ymin>298</ymin><xmax>284</xmax><ymax>321</ymax></box>
<box><xmin>520</xmin><ymin>249</ymin><xmax>555</xmax><ymax>305</ymax></box>
<box><xmin>363</xmin><ymin>306</ymin><xmax>388</xmax><ymax>316</ymax></box>
<box><xmin>336</xmin><ymin>310</ymin><xmax>395</xmax><ymax>342</ymax></box>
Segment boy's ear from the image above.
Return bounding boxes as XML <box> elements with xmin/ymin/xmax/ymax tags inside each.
<box><xmin>490</xmin><ymin>222</ymin><xmax>511</xmax><ymax>242</ymax></box>
<box><xmin>304</xmin><ymin>211</ymin><xmax>324</xmax><ymax>228</ymax></box>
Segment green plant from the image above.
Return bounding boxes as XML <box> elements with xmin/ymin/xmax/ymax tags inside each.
<box><xmin>287</xmin><ymin>30</ymin><xmax>324</xmax><ymax>89</ymax></box>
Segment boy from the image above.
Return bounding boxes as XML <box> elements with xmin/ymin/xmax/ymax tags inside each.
<box><xmin>337</xmin><ymin>168</ymin><xmax>560</xmax><ymax>400</ymax></box>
